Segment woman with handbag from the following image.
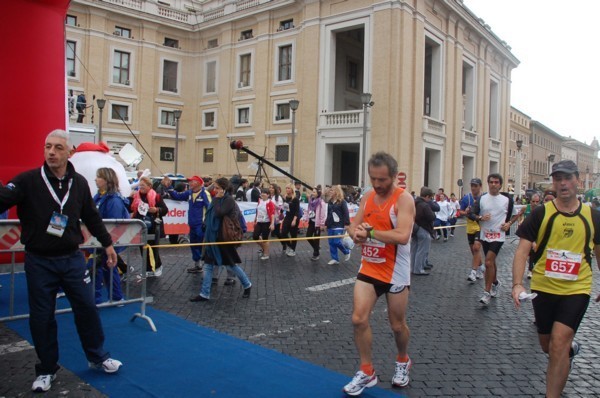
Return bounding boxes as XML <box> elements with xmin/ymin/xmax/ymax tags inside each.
<box><xmin>93</xmin><ymin>167</ymin><xmax>129</xmax><ymax>304</ymax></box>
<box><xmin>130</xmin><ymin>176</ymin><xmax>168</xmax><ymax>276</ymax></box>
<box><xmin>190</xmin><ymin>177</ymin><xmax>252</xmax><ymax>302</ymax></box>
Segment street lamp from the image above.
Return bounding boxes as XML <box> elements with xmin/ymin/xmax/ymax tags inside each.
<box><xmin>586</xmin><ymin>166</ymin><xmax>590</xmax><ymax>191</ymax></box>
<box><xmin>173</xmin><ymin>109</ymin><xmax>182</xmax><ymax>175</ymax></box>
<box><xmin>360</xmin><ymin>93</ymin><xmax>374</xmax><ymax>188</ymax></box>
<box><xmin>516</xmin><ymin>140</ymin><xmax>522</xmax><ymax>199</ymax></box>
<box><xmin>96</xmin><ymin>98</ymin><xmax>106</xmax><ymax>143</ymax></box>
<box><xmin>547</xmin><ymin>154</ymin><xmax>555</xmax><ymax>176</ymax></box>
<box><xmin>289</xmin><ymin>99</ymin><xmax>299</xmax><ymax>178</ymax></box>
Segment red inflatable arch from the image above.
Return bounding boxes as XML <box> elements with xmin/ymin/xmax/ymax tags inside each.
<box><xmin>0</xmin><ymin>0</ymin><xmax>70</xmax><ymax>261</ymax></box>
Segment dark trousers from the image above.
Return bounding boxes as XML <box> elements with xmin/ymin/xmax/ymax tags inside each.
<box><xmin>189</xmin><ymin>224</ymin><xmax>204</xmax><ymax>262</ymax></box>
<box><xmin>306</xmin><ymin>220</ymin><xmax>321</xmax><ymax>256</ymax></box>
<box><xmin>281</xmin><ymin>218</ymin><xmax>299</xmax><ymax>251</ymax></box>
<box><xmin>271</xmin><ymin>222</ymin><xmax>285</xmax><ymax>249</ymax></box>
<box><xmin>25</xmin><ymin>251</ymin><xmax>109</xmax><ymax>376</ymax></box>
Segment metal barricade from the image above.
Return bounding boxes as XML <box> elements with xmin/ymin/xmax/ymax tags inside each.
<box><xmin>0</xmin><ymin>219</ymin><xmax>157</xmax><ymax>331</ymax></box>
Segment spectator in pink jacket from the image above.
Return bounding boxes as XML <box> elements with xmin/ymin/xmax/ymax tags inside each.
<box><xmin>304</xmin><ymin>186</ymin><xmax>328</xmax><ymax>261</ymax></box>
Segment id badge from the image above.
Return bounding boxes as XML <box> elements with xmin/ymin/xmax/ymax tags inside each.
<box><xmin>47</xmin><ymin>211</ymin><xmax>68</xmax><ymax>237</ymax></box>
<box><xmin>138</xmin><ymin>202</ymin><xmax>149</xmax><ymax>216</ymax></box>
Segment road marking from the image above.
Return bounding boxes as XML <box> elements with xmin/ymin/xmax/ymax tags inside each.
<box><xmin>305</xmin><ymin>277</ymin><xmax>356</xmax><ymax>292</ymax></box>
<box><xmin>0</xmin><ymin>340</ymin><xmax>34</xmax><ymax>355</ymax></box>
<box><xmin>248</xmin><ymin>320</ymin><xmax>333</xmax><ymax>340</ymax></box>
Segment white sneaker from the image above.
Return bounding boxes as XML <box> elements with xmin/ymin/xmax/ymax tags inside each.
<box><xmin>392</xmin><ymin>357</ymin><xmax>412</xmax><ymax>387</ymax></box>
<box><xmin>32</xmin><ymin>374</ymin><xmax>56</xmax><ymax>392</ymax></box>
<box><xmin>343</xmin><ymin>370</ymin><xmax>378</xmax><ymax>396</ymax></box>
<box><xmin>467</xmin><ymin>270</ymin><xmax>477</xmax><ymax>282</ymax></box>
<box><xmin>490</xmin><ymin>280</ymin><xmax>501</xmax><ymax>297</ymax></box>
<box><xmin>89</xmin><ymin>358</ymin><xmax>123</xmax><ymax>374</ymax></box>
<box><xmin>344</xmin><ymin>252</ymin><xmax>351</xmax><ymax>262</ymax></box>
<box><xmin>153</xmin><ymin>266</ymin><xmax>163</xmax><ymax>277</ymax></box>
<box><xmin>260</xmin><ymin>255</ymin><xmax>270</xmax><ymax>260</ymax></box>
<box><xmin>476</xmin><ymin>266</ymin><xmax>485</xmax><ymax>279</ymax></box>
<box><xmin>286</xmin><ymin>250</ymin><xmax>296</xmax><ymax>257</ymax></box>
<box><xmin>56</xmin><ymin>292</ymin><xmax>66</xmax><ymax>299</ymax></box>
<box><xmin>480</xmin><ymin>291</ymin><xmax>491</xmax><ymax>305</ymax></box>
<box><xmin>328</xmin><ymin>259</ymin><xmax>340</xmax><ymax>265</ymax></box>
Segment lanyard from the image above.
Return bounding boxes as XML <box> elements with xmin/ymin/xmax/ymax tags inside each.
<box><xmin>41</xmin><ymin>167</ymin><xmax>72</xmax><ymax>214</ymax></box>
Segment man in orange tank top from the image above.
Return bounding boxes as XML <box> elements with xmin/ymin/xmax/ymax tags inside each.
<box><xmin>343</xmin><ymin>152</ymin><xmax>415</xmax><ymax>396</ymax></box>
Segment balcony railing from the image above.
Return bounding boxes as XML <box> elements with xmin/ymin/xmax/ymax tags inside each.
<box><xmin>462</xmin><ymin>129</ymin><xmax>478</xmax><ymax>145</ymax></box>
<box><xmin>490</xmin><ymin>138</ymin><xmax>501</xmax><ymax>151</ymax></box>
<box><xmin>100</xmin><ymin>0</ymin><xmax>272</xmax><ymax>24</ymax></box>
<box><xmin>422</xmin><ymin>116</ymin><xmax>445</xmax><ymax>136</ymax></box>
<box><xmin>319</xmin><ymin>110</ymin><xmax>363</xmax><ymax>128</ymax></box>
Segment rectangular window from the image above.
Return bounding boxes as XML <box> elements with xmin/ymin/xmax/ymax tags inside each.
<box><xmin>206</xmin><ymin>61</ymin><xmax>216</xmax><ymax>93</ymax></box>
<box><xmin>66</xmin><ymin>15</ymin><xmax>77</xmax><ymax>26</ymax></box>
<box><xmin>160</xmin><ymin>147</ymin><xmax>174</xmax><ymax>161</ymax></box>
<box><xmin>424</xmin><ymin>36</ymin><xmax>442</xmax><ymax>119</ymax></box>
<box><xmin>240</xmin><ymin>29</ymin><xmax>253</xmax><ymax>41</ymax></box>
<box><xmin>279</xmin><ymin>19</ymin><xmax>294</xmax><ymax>31</ymax></box>
<box><xmin>278</xmin><ymin>45</ymin><xmax>292</xmax><ymax>81</ymax></box>
<box><xmin>238</xmin><ymin>107</ymin><xmax>250</xmax><ymax>124</ymax></box>
<box><xmin>113</xmin><ymin>50</ymin><xmax>130</xmax><ymax>85</ymax></box>
<box><xmin>161</xmin><ymin>110</ymin><xmax>175</xmax><ymax>126</ymax></box>
<box><xmin>207</xmin><ymin>38</ymin><xmax>218</xmax><ymax>49</ymax></box>
<box><xmin>163</xmin><ymin>60</ymin><xmax>178</xmax><ymax>92</ymax></box>
<box><xmin>203</xmin><ymin>148</ymin><xmax>214</xmax><ymax>163</ymax></box>
<box><xmin>347</xmin><ymin>60</ymin><xmax>358</xmax><ymax>90</ymax></box>
<box><xmin>276</xmin><ymin>103</ymin><xmax>290</xmax><ymax>121</ymax></box>
<box><xmin>275</xmin><ymin>145</ymin><xmax>289</xmax><ymax>161</ymax></box>
<box><xmin>114</xmin><ymin>26</ymin><xmax>131</xmax><ymax>38</ymax></box>
<box><xmin>204</xmin><ymin>112</ymin><xmax>215</xmax><ymax>128</ymax></box>
<box><xmin>66</xmin><ymin>41</ymin><xmax>76</xmax><ymax>77</ymax></box>
<box><xmin>236</xmin><ymin>149</ymin><xmax>248</xmax><ymax>162</ymax></box>
<box><xmin>111</xmin><ymin>104</ymin><xmax>129</xmax><ymax>122</ymax></box>
<box><xmin>239</xmin><ymin>54</ymin><xmax>251</xmax><ymax>87</ymax></box>
<box><xmin>164</xmin><ymin>37</ymin><xmax>179</xmax><ymax>48</ymax></box>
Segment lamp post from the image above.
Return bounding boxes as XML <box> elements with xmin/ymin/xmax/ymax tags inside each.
<box><xmin>360</xmin><ymin>93</ymin><xmax>374</xmax><ymax>188</ymax></box>
<box><xmin>516</xmin><ymin>140</ymin><xmax>523</xmax><ymax>199</ymax></box>
<box><xmin>173</xmin><ymin>109</ymin><xmax>182</xmax><ymax>175</ymax></box>
<box><xmin>96</xmin><ymin>98</ymin><xmax>106</xmax><ymax>143</ymax></box>
<box><xmin>289</xmin><ymin>99</ymin><xmax>299</xmax><ymax>178</ymax></box>
<box><xmin>586</xmin><ymin>166</ymin><xmax>590</xmax><ymax>191</ymax></box>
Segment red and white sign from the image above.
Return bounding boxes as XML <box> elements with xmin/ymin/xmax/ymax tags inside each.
<box><xmin>397</xmin><ymin>172</ymin><xmax>407</xmax><ymax>189</ymax></box>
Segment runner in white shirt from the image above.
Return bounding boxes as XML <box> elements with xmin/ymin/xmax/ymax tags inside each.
<box><xmin>469</xmin><ymin>173</ymin><xmax>519</xmax><ymax>305</ymax></box>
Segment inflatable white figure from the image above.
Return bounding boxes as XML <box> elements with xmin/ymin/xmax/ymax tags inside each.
<box><xmin>70</xmin><ymin>142</ymin><xmax>132</xmax><ymax>198</ymax></box>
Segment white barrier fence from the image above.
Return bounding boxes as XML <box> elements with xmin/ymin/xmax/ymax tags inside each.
<box><xmin>0</xmin><ymin>219</ymin><xmax>157</xmax><ymax>332</ymax></box>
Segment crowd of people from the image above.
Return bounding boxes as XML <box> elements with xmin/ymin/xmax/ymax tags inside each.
<box><xmin>2</xmin><ymin>129</ymin><xmax>600</xmax><ymax>398</ymax></box>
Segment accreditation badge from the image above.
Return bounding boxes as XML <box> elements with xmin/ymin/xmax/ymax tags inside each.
<box><xmin>46</xmin><ymin>211</ymin><xmax>68</xmax><ymax>237</ymax></box>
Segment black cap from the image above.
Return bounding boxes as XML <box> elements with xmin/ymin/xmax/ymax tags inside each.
<box><xmin>470</xmin><ymin>178</ymin><xmax>482</xmax><ymax>185</ymax></box>
<box><xmin>550</xmin><ymin>160</ymin><xmax>578</xmax><ymax>176</ymax></box>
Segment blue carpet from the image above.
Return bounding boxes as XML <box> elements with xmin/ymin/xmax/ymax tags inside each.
<box><xmin>3</xmin><ymin>273</ymin><xmax>404</xmax><ymax>397</ymax></box>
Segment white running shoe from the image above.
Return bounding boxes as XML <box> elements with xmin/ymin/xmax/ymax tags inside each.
<box><xmin>343</xmin><ymin>370</ymin><xmax>378</xmax><ymax>396</ymax></box>
<box><xmin>328</xmin><ymin>259</ymin><xmax>340</xmax><ymax>265</ymax></box>
<box><xmin>260</xmin><ymin>255</ymin><xmax>270</xmax><ymax>260</ymax></box>
<box><xmin>32</xmin><ymin>374</ymin><xmax>56</xmax><ymax>392</ymax></box>
<box><xmin>153</xmin><ymin>266</ymin><xmax>163</xmax><ymax>277</ymax></box>
<box><xmin>89</xmin><ymin>358</ymin><xmax>123</xmax><ymax>374</ymax></box>
<box><xmin>480</xmin><ymin>291</ymin><xmax>491</xmax><ymax>305</ymax></box>
<box><xmin>392</xmin><ymin>357</ymin><xmax>412</xmax><ymax>387</ymax></box>
<box><xmin>476</xmin><ymin>266</ymin><xmax>485</xmax><ymax>279</ymax></box>
<box><xmin>286</xmin><ymin>250</ymin><xmax>296</xmax><ymax>257</ymax></box>
<box><xmin>344</xmin><ymin>252</ymin><xmax>351</xmax><ymax>262</ymax></box>
<box><xmin>467</xmin><ymin>270</ymin><xmax>477</xmax><ymax>282</ymax></box>
<box><xmin>490</xmin><ymin>280</ymin><xmax>501</xmax><ymax>297</ymax></box>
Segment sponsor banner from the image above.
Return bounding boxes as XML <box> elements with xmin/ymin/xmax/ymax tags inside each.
<box><xmin>162</xmin><ymin>200</ymin><xmax>359</xmax><ymax>235</ymax></box>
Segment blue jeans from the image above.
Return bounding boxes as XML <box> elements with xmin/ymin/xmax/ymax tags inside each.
<box><xmin>200</xmin><ymin>263</ymin><xmax>251</xmax><ymax>299</ymax></box>
<box><xmin>433</xmin><ymin>219</ymin><xmax>449</xmax><ymax>238</ymax></box>
<box><xmin>327</xmin><ymin>228</ymin><xmax>349</xmax><ymax>261</ymax></box>
<box><xmin>95</xmin><ymin>254</ymin><xmax>123</xmax><ymax>304</ymax></box>
<box><xmin>410</xmin><ymin>226</ymin><xmax>431</xmax><ymax>273</ymax></box>
<box><xmin>189</xmin><ymin>224</ymin><xmax>204</xmax><ymax>262</ymax></box>
<box><xmin>25</xmin><ymin>251</ymin><xmax>110</xmax><ymax>375</ymax></box>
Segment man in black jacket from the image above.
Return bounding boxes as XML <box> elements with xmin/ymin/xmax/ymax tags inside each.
<box><xmin>0</xmin><ymin>129</ymin><xmax>122</xmax><ymax>393</ymax></box>
<box><xmin>411</xmin><ymin>187</ymin><xmax>438</xmax><ymax>275</ymax></box>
